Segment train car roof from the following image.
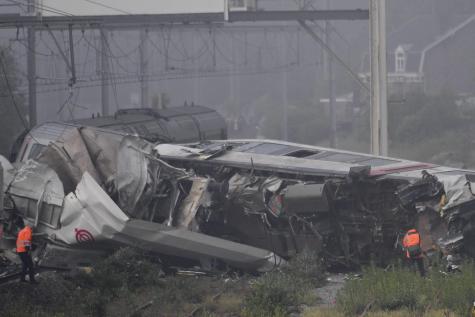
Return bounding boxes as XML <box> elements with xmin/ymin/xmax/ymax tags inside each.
<box><xmin>73</xmin><ymin>105</ymin><xmax>220</xmax><ymax>127</ymax></box>
<box><xmin>156</xmin><ymin>139</ymin><xmax>475</xmax><ymax>180</ymax></box>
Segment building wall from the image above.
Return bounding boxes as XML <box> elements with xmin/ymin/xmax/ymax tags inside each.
<box><xmin>423</xmin><ymin>22</ymin><xmax>475</xmax><ymax>95</ymax></box>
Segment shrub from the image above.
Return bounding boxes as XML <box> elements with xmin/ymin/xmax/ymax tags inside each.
<box><xmin>241</xmin><ymin>271</ymin><xmax>301</xmax><ymax>317</ymax></box>
<box><xmin>0</xmin><ymin>247</ymin><xmax>164</xmax><ymax>317</ymax></box>
<box><xmin>283</xmin><ymin>248</ymin><xmax>324</xmax><ymax>286</ymax></box>
<box><xmin>336</xmin><ymin>262</ymin><xmax>475</xmax><ymax>316</ymax></box>
<box><xmin>241</xmin><ymin>249</ymin><xmax>323</xmax><ymax>317</ymax></box>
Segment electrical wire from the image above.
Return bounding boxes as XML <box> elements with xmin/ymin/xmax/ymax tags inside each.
<box><xmin>0</xmin><ymin>61</ymin><xmax>306</xmax><ymax>100</ymax></box>
<box><xmin>79</xmin><ymin>0</ymin><xmax>131</xmax><ymax>15</ymax></box>
<box><xmin>63</xmin><ymin>62</ymin><xmax>305</xmax><ymax>91</ymax></box>
<box><xmin>15</xmin><ymin>29</ymin><xmax>54</xmax><ymax>57</ymax></box>
<box><xmin>5</xmin><ymin>0</ymin><xmax>74</xmax><ymax>17</ymax></box>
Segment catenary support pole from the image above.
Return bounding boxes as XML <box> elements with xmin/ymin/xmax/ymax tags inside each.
<box><xmin>281</xmin><ymin>33</ymin><xmax>289</xmax><ymax>141</ymax></box>
<box><xmin>326</xmin><ymin>0</ymin><xmax>336</xmax><ymax>148</ymax></box>
<box><xmin>370</xmin><ymin>0</ymin><xmax>388</xmax><ymax>156</ymax></box>
<box><xmin>139</xmin><ymin>28</ymin><xmax>149</xmax><ymax>107</ymax></box>
<box><xmin>280</xmin><ymin>0</ymin><xmax>288</xmax><ymax>141</ymax></box>
<box><xmin>100</xmin><ymin>28</ymin><xmax>110</xmax><ymax>116</ymax></box>
<box><xmin>27</xmin><ymin>0</ymin><xmax>37</xmax><ymax>127</ymax></box>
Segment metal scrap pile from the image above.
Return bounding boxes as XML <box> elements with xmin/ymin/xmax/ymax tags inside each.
<box><xmin>3</xmin><ymin>127</ymin><xmax>475</xmax><ymax>272</ymax></box>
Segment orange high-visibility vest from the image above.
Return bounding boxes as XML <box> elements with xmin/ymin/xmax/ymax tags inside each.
<box><xmin>16</xmin><ymin>226</ymin><xmax>32</xmax><ymax>253</ymax></box>
<box><xmin>403</xmin><ymin>229</ymin><xmax>421</xmax><ymax>258</ymax></box>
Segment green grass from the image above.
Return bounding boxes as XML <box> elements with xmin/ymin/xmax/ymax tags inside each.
<box><xmin>302</xmin><ymin>307</ymin><xmax>453</xmax><ymax>317</ymax></box>
<box><xmin>336</xmin><ymin>263</ymin><xmax>475</xmax><ymax>316</ymax></box>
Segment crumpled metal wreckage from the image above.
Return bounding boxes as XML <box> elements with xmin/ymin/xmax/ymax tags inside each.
<box><xmin>2</xmin><ymin>127</ymin><xmax>475</xmax><ymax>272</ymax></box>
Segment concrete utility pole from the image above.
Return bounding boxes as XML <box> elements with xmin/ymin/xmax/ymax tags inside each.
<box><xmin>100</xmin><ymin>29</ymin><xmax>110</xmax><ymax>116</ymax></box>
<box><xmin>139</xmin><ymin>29</ymin><xmax>149</xmax><ymax>107</ymax></box>
<box><xmin>281</xmin><ymin>0</ymin><xmax>288</xmax><ymax>141</ymax></box>
<box><xmin>281</xmin><ymin>33</ymin><xmax>289</xmax><ymax>141</ymax></box>
<box><xmin>370</xmin><ymin>0</ymin><xmax>388</xmax><ymax>156</ymax></box>
<box><xmin>27</xmin><ymin>0</ymin><xmax>37</xmax><ymax>127</ymax></box>
<box><xmin>326</xmin><ymin>0</ymin><xmax>336</xmax><ymax>148</ymax></box>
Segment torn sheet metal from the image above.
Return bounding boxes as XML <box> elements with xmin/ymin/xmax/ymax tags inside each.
<box><xmin>115</xmin><ymin>136</ymin><xmax>153</xmax><ymax>216</ymax></box>
<box><xmin>37</xmin><ymin>127</ymin><xmax>102</xmax><ymax>193</ymax></box>
<box><xmin>115</xmin><ymin>136</ymin><xmax>191</xmax><ymax>220</ymax></box>
<box><xmin>8</xmin><ymin>160</ymin><xmax>65</xmax><ymax>206</ymax></box>
<box><xmin>79</xmin><ymin>127</ymin><xmax>122</xmax><ymax>187</ymax></box>
<box><xmin>0</xmin><ymin>156</ymin><xmax>14</xmax><ymax>192</ymax></box>
<box><xmin>396</xmin><ymin>171</ymin><xmax>444</xmax><ymax>207</ymax></box>
<box><xmin>438</xmin><ymin>174</ymin><xmax>475</xmax><ymax>214</ymax></box>
<box><xmin>8</xmin><ymin>161</ymin><xmax>64</xmax><ymax>228</ymax></box>
<box><xmin>55</xmin><ymin>173</ymin><xmax>284</xmax><ymax>272</ymax></box>
<box><xmin>55</xmin><ymin>172</ymin><xmax>129</xmax><ymax>246</ymax></box>
<box><xmin>227</xmin><ymin>173</ymin><xmax>266</xmax><ymax>215</ymax></box>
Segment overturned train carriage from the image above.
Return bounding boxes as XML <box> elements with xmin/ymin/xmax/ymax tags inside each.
<box><xmin>3</xmin><ymin>126</ymin><xmax>475</xmax><ymax>271</ymax></box>
<box><xmin>10</xmin><ymin>105</ymin><xmax>227</xmax><ymax>163</ymax></box>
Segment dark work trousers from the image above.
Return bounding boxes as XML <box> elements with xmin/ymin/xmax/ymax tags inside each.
<box><xmin>18</xmin><ymin>252</ymin><xmax>36</xmax><ymax>283</ymax></box>
<box><xmin>411</xmin><ymin>257</ymin><xmax>426</xmax><ymax>277</ymax></box>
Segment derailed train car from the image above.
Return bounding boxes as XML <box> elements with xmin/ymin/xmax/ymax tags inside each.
<box><xmin>10</xmin><ymin>105</ymin><xmax>227</xmax><ymax>163</ymax></box>
<box><xmin>2</xmin><ymin>125</ymin><xmax>475</xmax><ymax>272</ymax></box>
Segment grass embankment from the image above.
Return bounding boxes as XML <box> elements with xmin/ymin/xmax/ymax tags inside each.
<box><xmin>332</xmin><ymin>264</ymin><xmax>475</xmax><ymax>316</ymax></box>
<box><xmin>0</xmin><ymin>248</ymin><xmax>325</xmax><ymax>317</ymax></box>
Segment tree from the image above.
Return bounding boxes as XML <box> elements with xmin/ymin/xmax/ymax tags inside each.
<box><xmin>389</xmin><ymin>91</ymin><xmax>461</xmax><ymax>145</ymax></box>
<box><xmin>0</xmin><ymin>48</ymin><xmax>27</xmax><ymax>157</ymax></box>
<box><xmin>252</xmin><ymin>94</ymin><xmax>330</xmax><ymax>145</ymax></box>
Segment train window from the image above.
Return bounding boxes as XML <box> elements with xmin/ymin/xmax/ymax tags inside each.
<box><xmin>18</xmin><ymin>137</ymin><xmax>31</xmax><ymax>162</ymax></box>
<box><xmin>114</xmin><ymin>125</ymin><xmax>135</xmax><ymax>134</ymax></box>
<box><xmin>356</xmin><ymin>158</ymin><xmax>399</xmax><ymax>167</ymax></box>
<box><xmin>193</xmin><ymin>112</ymin><xmax>226</xmax><ymax>140</ymax></box>
<box><xmin>20</xmin><ymin>198</ymin><xmax>61</xmax><ymax>229</ymax></box>
<box><xmin>284</xmin><ymin>149</ymin><xmax>320</xmax><ymax>158</ymax></box>
<box><xmin>143</xmin><ymin>121</ymin><xmax>166</xmax><ymax>136</ymax></box>
<box><xmin>201</xmin><ymin>142</ymin><xmax>227</xmax><ymax>151</ymax></box>
<box><xmin>28</xmin><ymin>144</ymin><xmax>47</xmax><ymax>160</ymax></box>
<box><xmin>234</xmin><ymin>142</ymin><xmax>261</xmax><ymax>152</ymax></box>
<box><xmin>38</xmin><ymin>204</ymin><xmax>62</xmax><ymax>228</ymax></box>
<box><xmin>312</xmin><ymin>152</ymin><xmax>368</xmax><ymax>163</ymax></box>
<box><xmin>245</xmin><ymin>143</ymin><xmax>290</xmax><ymax>154</ymax></box>
<box><xmin>172</xmin><ymin>117</ymin><xmax>200</xmax><ymax>142</ymax></box>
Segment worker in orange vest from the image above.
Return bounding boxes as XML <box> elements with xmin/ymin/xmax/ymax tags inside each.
<box><xmin>402</xmin><ymin>228</ymin><xmax>425</xmax><ymax>277</ymax></box>
<box><xmin>16</xmin><ymin>219</ymin><xmax>37</xmax><ymax>284</ymax></box>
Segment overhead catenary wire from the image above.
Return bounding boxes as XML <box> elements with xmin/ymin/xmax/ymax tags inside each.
<box><xmin>0</xmin><ymin>62</ymin><xmax>307</xmax><ymax>99</ymax></box>
<box><xmin>79</xmin><ymin>0</ymin><xmax>132</xmax><ymax>15</ymax></box>
<box><xmin>8</xmin><ymin>22</ymin><xmax>315</xmax><ymax>108</ymax></box>
<box><xmin>8</xmin><ymin>25</ymin><xmax>310</xmax><ymax>94</ymax></box>
<box><xmin>298</xmin><ymin>20</ymin><xmax>369</xmax><ymax>92</ymax></box>
<box><xmin>5</xmin><ymin>0</ymin><xmax>74</xmax><ymax>17</ymax></box>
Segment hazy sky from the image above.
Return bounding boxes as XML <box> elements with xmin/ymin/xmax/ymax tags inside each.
<box><xmin>41</xmin><ymin>0</ymin><xmax>225</xmax><ymax>16</ymax></box>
